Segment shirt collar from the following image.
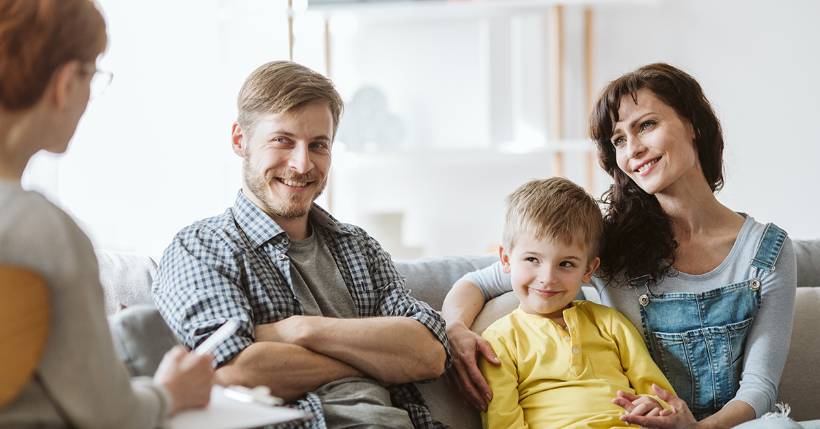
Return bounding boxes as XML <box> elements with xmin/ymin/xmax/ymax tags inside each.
<box><xmin>232</xmin><ymin>190</ymin><xmax>350</xmax><ymax>249</ymax></box>
<box><xmin>308</xmin><ymin>203</ymin><xmax>348</xmax><ymax>235</ymax></box>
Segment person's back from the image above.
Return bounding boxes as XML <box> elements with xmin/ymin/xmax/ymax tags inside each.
<box><xmin>0</xmin><ymin>1</ymin><xmax>213</xmax><ymax>427</ymax></box>
<box><xmin>478</xmin><ymin>177</ymin><xmax>673</xmax><ymax>429</ymax></box>
<box><xmin>0</xmin><ymin>183</ymin><xmax>171</xmax><ymax>428</ymax></box>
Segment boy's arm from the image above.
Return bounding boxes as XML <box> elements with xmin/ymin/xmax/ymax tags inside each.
<box><xmin>480</xmin><ymin>330</ymin><xmax>527</xmax><ymax>429</ymax></box>
<box><xmin>609</xmin><ymin>310</ymin><xmax>675</xmax><ymax>397</ymax></box>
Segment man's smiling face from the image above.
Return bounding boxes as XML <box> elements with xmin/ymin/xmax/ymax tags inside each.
<box><xmin>239</xmin><ymin>100</ymin><xmax>334</xmax><ymax>221</ymax></box>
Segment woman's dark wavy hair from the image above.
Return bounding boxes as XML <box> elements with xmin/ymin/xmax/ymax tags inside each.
<box><xmin>589</xmin><ymin>63</ymin><xmax>725</xmax><ymax>284</ymax></box>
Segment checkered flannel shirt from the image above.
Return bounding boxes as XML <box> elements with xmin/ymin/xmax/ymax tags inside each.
<box><xmin>152</xmin><ymin>191</ymin><xmax>451</xmax><ymax>429</ymax></box>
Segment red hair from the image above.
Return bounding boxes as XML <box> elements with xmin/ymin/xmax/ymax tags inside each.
<box><xmin>0</xmin><ymin>0</ymin><xmax>107</xmax><ymax>110</ymax></box>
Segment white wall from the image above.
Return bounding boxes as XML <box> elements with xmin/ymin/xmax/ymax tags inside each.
<box><xmin>595</xmin><ymin>0</ymin><xmax>820</xmax><ymax>239</ymax></box>
<box><xmin>330</xmin><ymin>0</ymin><xmax>820</xmax><ymax>258</ymax></box>
<box><xmin>23</xmin><ymin>0</ymin><xmax>294</xmax><ymax>258</ymax></box>
<box><xmin>21</xmin><ymin>0</ymin><xmax>820</xmax><ymax>261</ymax></box>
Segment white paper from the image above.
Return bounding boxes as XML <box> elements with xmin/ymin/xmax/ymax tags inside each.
<box><xmin>166</xmin><ymin>386</ymin><xmax>305</xmax><ymax>429</ymax></box>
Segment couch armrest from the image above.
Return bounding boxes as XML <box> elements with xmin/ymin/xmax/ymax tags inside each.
<box><xmin>794</xmin><ymin>240</ymin><xmax>820</xmax><ymax>287</ymax></box>
<box><xmin>109</xmin><ymin>304</ymin><xmax>178</xmax><ymax>377</ymax></box>
<box><xmin>97</xmin><ymin>251</ymin><xmax>157</xmax><ymax>315</ymax></box>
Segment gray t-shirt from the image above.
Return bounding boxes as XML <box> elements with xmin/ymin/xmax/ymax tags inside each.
<box><xmin>463</xmin><ymin>215</ymin><xmax>796</xmax><ymax>418</ymax></box>
<box><xmin>286</xmin><ymin>228</ymin><xmax>413</xmax><ymax>429</ymax></box>
<box><xmin>287</xmin><ymin>230</ymin><xmax>355</xmax><ymax>318</ymax></box>
<box><xmin>0</xmin><ymin>180</ymin><xmax>169</xmax><ymax>429</ymax></box>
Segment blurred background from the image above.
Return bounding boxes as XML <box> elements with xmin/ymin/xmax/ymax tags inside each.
<box><xmin>23</xmin><ymin>0</ymin><xmax>820</xmax><ymax>260</ymax></box>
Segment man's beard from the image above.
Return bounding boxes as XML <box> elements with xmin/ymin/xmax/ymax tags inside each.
<box><xmin>243</xmin><ymin>159</ymin><xmax>326</xmax><ymax>219</ymax></box>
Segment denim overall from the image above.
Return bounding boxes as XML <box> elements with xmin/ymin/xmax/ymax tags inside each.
<box><xmin>637</xmin><ymin>223</ymin><xmax>787</xmax><ymax>420</ymax></box>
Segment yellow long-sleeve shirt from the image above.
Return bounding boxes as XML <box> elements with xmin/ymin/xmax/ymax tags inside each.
<box><xmin>480</xmin><ymin>301</ymin><xmax>674</xmax><ymax>429</ymax></box>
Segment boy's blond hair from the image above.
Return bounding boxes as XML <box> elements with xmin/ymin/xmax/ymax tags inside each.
<box><xmin>503</xmin><ymin>177</ymin><xmax>603</xmax><ymax>259</ymax></box>
<box><xmin>237</xmin><ymin>60</ymin><xmax>344</xmax><ymax>138</ymax></box>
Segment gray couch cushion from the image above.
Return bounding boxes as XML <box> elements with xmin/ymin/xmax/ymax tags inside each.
<box><xmin>794</xmin><ymin>239</ymin><xmax>820</xmax><ymax>287</ymax></box>
<box><xmin>471</xmin><ymin>292</ymin><xmax>518</xmax><ymax>335</ymax></box>
<box><xmin>109</xmin><ymin>304</ymin><xmax>179</xmax><ymax>377</ymax></box>
<box><xmin>395</xmin><ymin>255</ymin><xmax>496</xmax><ymax>311</ymax></box>
<box><xmin>97</xmin><ymin>251</ymin><xmax>156</xmax><ymax>315</ymax></box>
<box><xmin>778</xmin><ymin>287</ymin><xmax>820</xmax><ymax>421</ymax></box>
<box><xmin>99</xmin><ymin>245</ymin><xmax>820</xmax><ymax>426</ymax></box>
<box><xmin>416</xmin><ymin>376</ymin><xmax>480</xmax><ymax>429</ymax></box>
<box><xmin>395</xmin><ymin>255</ymin><xmax>495</xmax><ymax>429</ymax></box>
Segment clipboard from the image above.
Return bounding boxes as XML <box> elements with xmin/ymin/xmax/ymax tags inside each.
<box><xmin>166</xmin><ymin>385</ymin><xmax>306</xmax><ymax>429</ymax></box>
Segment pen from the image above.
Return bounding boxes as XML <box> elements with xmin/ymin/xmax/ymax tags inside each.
<box><xmin>194</xmin><ymin>319</ymin><xmax>240</xmax><ymax>355</ymax></box>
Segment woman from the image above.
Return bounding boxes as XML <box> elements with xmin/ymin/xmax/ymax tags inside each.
<box><xmin>442</xmin><ymin>63</ymin><xmax>797</xmax><ymax>428</ymax></box>
<box><xmin>0</xmin><ymin>1</ymin><xmax>213</xmax><ymax>428</ymax></box>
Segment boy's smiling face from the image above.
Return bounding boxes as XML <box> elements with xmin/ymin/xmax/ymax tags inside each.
<box><xmin>501</xmin><ymin>234</ymin><xmax>599</xmax><ymax>320</ymax></box>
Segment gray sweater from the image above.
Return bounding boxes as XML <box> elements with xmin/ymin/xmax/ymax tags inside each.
<box><xmin>0</xmin><ymin>180</ymin><xmax>169</xmax><ymax>428</ymax></box>
<box><xmin>463</xmin><ymin>215</ymin><xmax>796</xmax><ymax>418</ymax></box>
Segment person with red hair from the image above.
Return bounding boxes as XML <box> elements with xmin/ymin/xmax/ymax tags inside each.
<box><xmin>0</xmin><ymin>1</ymin><xmax>214</xmax><ymax>427</ymax></box>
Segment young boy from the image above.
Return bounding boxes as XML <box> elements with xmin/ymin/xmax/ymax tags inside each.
<box><xmin>480</xmin><ymin>177</ymin><xmax>675</xmax><ymax>429</ymax></box>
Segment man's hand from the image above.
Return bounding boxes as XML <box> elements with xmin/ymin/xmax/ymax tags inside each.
<box><xmin>616</xmin><ymin>384</ymin><xmax>699</xmax><ymax>429</ymax></box>
<box><xmin>446</xmin><ymin>320</ymin><xmax>500</xmax><ymax>411</ymax></box>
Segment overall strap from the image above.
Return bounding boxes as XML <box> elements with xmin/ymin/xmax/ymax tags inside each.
<box><xmin>751</xmin><ymin>223</ymin><xmax>787</xmax><ymax>272</ymax></box>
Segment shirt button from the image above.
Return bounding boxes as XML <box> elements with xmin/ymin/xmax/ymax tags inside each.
<box><xmin>278</xmin><ymin>254</ymin><xmax>289</xmax><ymax>261</ymax></box>
<box><xmin>572</xmin><ymin>346</ymin><xmax>580</xmax><ymax>355</ymax></box>
<box><xmin>563</xmin><ymin>336</ymin><xmax>571</xmax><ymax>342</ymax></box>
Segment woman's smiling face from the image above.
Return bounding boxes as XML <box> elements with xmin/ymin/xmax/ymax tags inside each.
<box><xmin>610</xmin><ymin>88</ymin><xmax>703</xmax><ymax>196</ymax></box>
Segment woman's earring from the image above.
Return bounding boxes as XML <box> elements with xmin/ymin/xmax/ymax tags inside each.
<box><xmin>503</xmin><ymin>263</ymin><xmax>511</xmax><ymax>273</ymax></box>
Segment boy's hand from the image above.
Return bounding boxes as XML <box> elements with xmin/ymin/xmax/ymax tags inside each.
<box><xmin>613</xmin><ymin>390</ymin><xmax>666</xmax><ymax>418</ymax></box>
<box><xmin>618</xmin><ymin>384</ymin><xmax>698</xmax><ymax>428</ymax></box>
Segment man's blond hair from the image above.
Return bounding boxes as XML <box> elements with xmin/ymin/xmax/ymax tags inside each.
<box><xmin>503</xmin><ymin>177</ymin><xmax>603</xmax><ymax>259</ymax></box>
<box><xmin>237</xmin><ymin>61</ymin><xmax>343</xmax><ymax>137</ymax></box>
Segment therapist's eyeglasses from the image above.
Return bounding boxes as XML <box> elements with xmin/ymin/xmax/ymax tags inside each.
<box><xmin>82</xmin><ymin>63</ymin><xmax>114</xmax><ymax>99</ymax></box>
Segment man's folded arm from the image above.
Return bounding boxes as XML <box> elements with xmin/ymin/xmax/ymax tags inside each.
<box><xmin>153</xmin><ymin>230</ymin><xmax>360</xmax><ymax>402</ymax></box>
<box><xmin>214</xmin><ymin>341</ymin><xmax>362</xmax><ymax>402</ymax></box>
<box><xmin>311</xmin><ymin>228</ymin><xmax>452</xmax><ymax>384</ymax></box>
<box><xmin>255</xmin><ymin>315</ymin><xmax>446</xmax><ymax>385</ymax></box>
<box><xmin>366</xmin><ymin>230</ymin><xmax>451</xmax><ymax>382</ymax></box>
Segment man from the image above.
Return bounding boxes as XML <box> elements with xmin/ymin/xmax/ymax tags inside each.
<box><xmin>152</xmin><ymin>61</ymin><xmax>449</xmax><ymax>429</ymax></box>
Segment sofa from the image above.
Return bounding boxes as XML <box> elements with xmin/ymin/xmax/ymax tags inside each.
<box><xmin>101</xmin><ymin>240</ymin><xmax>820</xmax><ymax>428</ymax></box>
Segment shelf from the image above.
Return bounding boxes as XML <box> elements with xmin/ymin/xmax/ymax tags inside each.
<box><xmin>306</xmin><ymin>0</ymin><xmax>655</xmax><ymax>21</ymax></box>
<box><xmin>333</xmin><ymin>139</ymin><xmax>596</xmax><ymax>163</ymax></box>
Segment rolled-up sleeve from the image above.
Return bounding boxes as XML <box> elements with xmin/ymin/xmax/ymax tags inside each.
<box><xmin>363</xmin><ymin>233</ymin><xmax>452</xmax><ymax>369</ymax></box>
<box><xmin>152</xmin><ymin>225</ymin><xmax>255</xmax><ymax>367</ymax></box>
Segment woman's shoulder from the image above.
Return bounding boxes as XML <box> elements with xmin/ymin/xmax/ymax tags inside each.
<box><xmin>2</xmin><ymin>189</ymin><xmax>83</xmax><ymax>240</ymax></box>
<box><xmin>735</xmin><ymin>215</ymin><xmax>793</xmax><ymax>261</ymax></box>
<box><xmin>0</xmin><ymin>188</ymin><xmax>96</xmax><ymax>279</ymax></box>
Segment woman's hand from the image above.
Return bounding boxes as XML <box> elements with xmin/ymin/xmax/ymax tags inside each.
<box><xmin>613</xmin><ymin>390</ymin><xmax>664</xmax><ymax>417</ymax></box>
<box><xmin>154</xmin><ymin>345</ymin><xmax>215</xmax><ymax>416</ymax></box>
<box><xmin>616</xmin><ymin>384</ymin><xmax>698</xmax><ymax>429</ymax></box>
<box><xmin>445</xmin><ymin>320</ymin><xmax>500</xmax><ymax>410</ymax></box>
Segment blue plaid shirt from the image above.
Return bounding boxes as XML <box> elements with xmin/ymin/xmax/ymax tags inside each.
<box><xmin>152</xmin><ymin>191</ymin><xmax>451</xmax><ymax>429</ymax></box>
